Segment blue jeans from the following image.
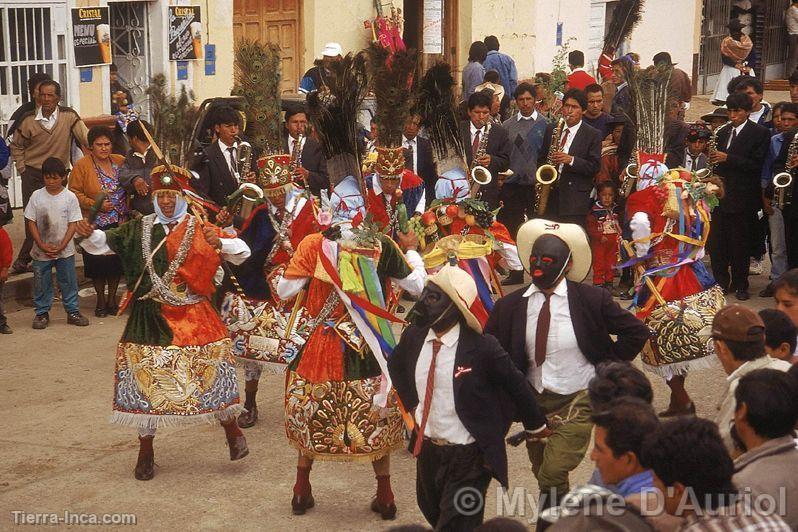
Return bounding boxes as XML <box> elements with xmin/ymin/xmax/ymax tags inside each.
<box><xmin>32</xmin><ymin>255</ymin><xmax>79</xmax><ymax>315</ymax></box>
<box><xmin>768</xmin><ymin>206</ymin><xmax>788</xmax><ymax>282</ymax></box>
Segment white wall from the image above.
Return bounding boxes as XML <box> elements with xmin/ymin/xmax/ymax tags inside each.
<box><xmin>628</xmin><ymin>0</ymin><xmax>699</xmax><ymax>72</ymax></box>
<box><xmin>302</xmin><ymin>0</ymin><xmax>373</xmax><ymax>72</ymax></box>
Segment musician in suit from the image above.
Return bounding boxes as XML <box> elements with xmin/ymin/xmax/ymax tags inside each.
<box><xmin>460</xmin><ymin>90</ymin><xmax>511</xmax><ymax>209</ymax></box>
<box><xmin>389</xmin><ymin>265</ymin><xmax>549</xmax><ymax>531</ymax></box>
<box><xmin>485</xmin><ymin>219</ymin><xmax>649</xmax><ymax>515</ymax></box>
<box><xmin>402</xmin><ymin>112</ymin><xmax>437</xmax><ymax>204</ymax></box>
<box><xmin>543</xmin><ymin>89</ymin><xmax>602</xmax><ymax>227</ymax></box>
<box><xmin>282</xmin><ymin>105</ymin><xmax>328</xmax><ymax>197</ymax></box>
<box><xmin>708</xmin><ymin>92</ymin><xmax>771</xmax><ymax>301</ymax></box>
<box><xmin>500</xmin><ymin>82</ymin><xmax>553</xmax><ymax>251</ymax></box>
<box><xmin>191</xmin><ymin>106</ymin><xmax>257</xmax><ymax>209</ymax></box>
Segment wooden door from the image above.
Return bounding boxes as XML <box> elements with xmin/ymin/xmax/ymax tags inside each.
<box><xmin>233</xmin><ymin>0</ymin><xmax>301</xmax><ymax>94</ymax></box>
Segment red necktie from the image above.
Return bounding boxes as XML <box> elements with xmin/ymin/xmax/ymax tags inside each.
<box><xmin>534</xmin><ymin>293</ymin><xmax>552</xmax><ymax>367</ymax></box>
<box><xmin>413</xmin><ymin>338</ymin><xmax>443</xmax><ymax>457</ymax></box>
<box><xmin>558</xmin><ymin>128</ymin><xmax>570</xmax><ymax>151</ymax></box>
<box><xmin>472</xmin><ymin>130</ymin><xmax>481</xmax><ymax>159</ymax></box>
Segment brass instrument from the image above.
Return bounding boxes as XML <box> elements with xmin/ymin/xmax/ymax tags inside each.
<box><xmin>773</xmin><ymin>132</ymin><xmax>797</xmax><ymax>209</ymax></box>
<box><xmin>705</xmin><ymin>120</ymin><xmax>732</xmax><ymax>179</ymax></box>
<box><xmin>621</xmin><ymin>151</ymin><xmax>639</xmax><ymax>197</ymax></box>
<box><xmin>226</xmin><ymin>182</ymin><xmax>264</xmax><ymax>220</ymax></box>
<box><xmin>236</xmin><ymin>137</ymin><xmax>253</xmax><ymax>182</ymax></box>
<box><xmin>290</xmin><ymin>134</ymin><xmax>305</xmax><ymax>176</ymax></box>
<box><xmin>469</xmin><ymin>121</ymin><xmax>492</xmax><ymax>198</ymax></box>
<box><xmin>535</xmin><ymin>118</ymin><xmax>565</xmax><ymax>215</ymax></box>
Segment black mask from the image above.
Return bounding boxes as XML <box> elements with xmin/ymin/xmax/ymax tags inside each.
<box><xmin>529</xmin><ymin>235</ymin><xmax>571</xmax><ymax>289</ymax></box>
<box><xmin>407</xmin><ymin>282</ymin><xmax>460</xmax><ymax>333</ymax></box>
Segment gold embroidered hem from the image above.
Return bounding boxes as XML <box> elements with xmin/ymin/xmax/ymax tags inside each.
<box><xmin>112</xmin><ymin>339</ymin><xmax>243</xmax><ymax>427</ymax></box>
<box><xmin>220</xmin><ymin>292</ymin><xmax>308</xmax><ymax>373</ymax></box>
<box><xmin>640</xmin><ymin>285</ymin><xmax>724</xmax><ymax>379</ymax></box>
<box><xmin>284</xmin><ymin>370</ymin><xmax>405</xmax><ymax>462</ymax></box>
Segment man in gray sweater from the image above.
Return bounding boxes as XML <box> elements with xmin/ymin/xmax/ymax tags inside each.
<box><xmin>499</xmin><ymin>82</ymin><xmax>552</xmax><ymax>284</ymax></box>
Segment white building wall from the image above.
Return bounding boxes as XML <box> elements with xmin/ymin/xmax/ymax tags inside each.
<box><xmin>628</xmin><ymin>0</ymin><xmax>699</xmax><ymax>73</ymax></box>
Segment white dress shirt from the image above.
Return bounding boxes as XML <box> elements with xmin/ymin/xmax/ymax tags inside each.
<box><xmin>517</xmin><ymin>110</ymin><xmax>539</xmax><ymax>122</ymax></box>
<box><xmin>469</xmin><ymin>121</ymin><xmax>486</xmax><ymax>146</ymax></box>
<box><xmin>414</xmin><ymin>323</ymin><xmax>475</xmax><ymax>444</ymax></box>
<box><xmin>217</xmin><ymin>139</ymin><xmax>240</xmax><ymax>181</ymax></box>
<box><xmin>402</xmin><ymin>135</ymin><xmax>418</xmax><ymax>174</ymax></box>
<box><xmin>727</xmin><ymin>122</ymin><xmax>746</xmax><ymax>149</ymax></box>
<box><xmin>80</xmin><ymin>214</ymin><xmax>251</xmax><ymax>265</ymax></box>
<box><xmin>372</xmin><ymin>174</ymin><xmax>426</xmax><ymax>215</ymax></box>
<box><xmin>523</xmin><ymin>281</ymin><xmax>595</xmax><ymax>394</ymax></box>
<box><xmin>35</xmin><ymin>106</ymin><xmax>58</xmax><ymax>131</ymax></box>
<box><xmin>557</xmin><ymin>120</ymin><xmax>582</xmax><ymax>172</ymax></box>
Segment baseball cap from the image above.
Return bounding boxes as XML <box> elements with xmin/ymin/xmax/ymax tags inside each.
<box><xmin>711</xmin><ymin>304</ymin><xmax>765</xmax><ymax>343</ymax></box>
<box><xmin>321</xmin><ymin>42</ymin><xmax>342</xmax><ymax>58</ymax></box>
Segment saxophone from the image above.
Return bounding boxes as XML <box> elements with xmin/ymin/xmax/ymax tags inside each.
<box><xmin>701</xmin><ymin>121</ymin><xmax>732</xmax><ymax>180</ymax></box>
<box><xmin>621</xmin><ymin>150</ymin><xmax>639</xmax><ymax>197</ymax></box>
<box><xmin>773</xmin><ymin>132</ymin><xmax>797</xmax><ymax>210</ymax></box>
<box><xmin>290</xmin><ymin>134</ymin><xmax>305</xmax><ymax>176</ymax></box>
<box><xmin>535</xmin><ymin>118</ymin><xmax>564</xmax><ymax>215</ymax></box>
<box><xmin>469</xmin><ymin>121</ymin><xmax>492</xmax><ymax>198</ymax></box>
<box><xmin>236</xmin><ymin>136</ymin><xmax>253</xmax><ymax>182</ymax></box>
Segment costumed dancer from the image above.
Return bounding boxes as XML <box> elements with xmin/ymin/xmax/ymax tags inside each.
<box><xmin>711</xmin><ymin>19</ymin><xmax>754</xmax><ymax>105</ymax></box>
<box><xmin>363</xmin><ymin>43</ymin><xmax>427</xmax><ymax>235</ymax></box>
<box><xmin>219</xmin><ymin>41</ymin><xmax>321</xmax><ymax>428</ymax></box>
<box><xmin>75</xmin><ymin>165</ymin><xmax>252</xmax><ymax>481</ymax></box>
<box><xmin>221</xmin><ymin>155</ymin><xmax>320</xmax><ymax>428</ymax></box>
<box><xmin>277</xmin><ymin>52</ymin><xmax>428</xmax><ymax>520</ymax></box>
<box><xmin>389</xmin><ymin>264</ymin><xmax>550</xmax><ymax>530</ymax></box>
<box><xmin>623</xmin><ymin>62</ymin><xmax>726</xmax><ymax>417</ymax></box>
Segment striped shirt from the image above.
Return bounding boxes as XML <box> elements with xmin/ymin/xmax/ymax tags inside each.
<box><xmin>680</xmin><ymin>503</ymin><xmax>790</xmax><ymax>531</ymax></box>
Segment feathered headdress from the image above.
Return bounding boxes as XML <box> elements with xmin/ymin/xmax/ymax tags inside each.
<box><xmin>366</xmin><ymin>42</ymin><xmax>416</xmax><ymax>147</ymax></box>
<box><xmin>603</xmin><ymin>0</ymin><xmax>644</xmax><ymax>52</ymax></box>
<box><xmin>306</xmin><ymin>52</ymin><xmax>370</xmax><ymax>188</ymax></box>
<box><xmin>232</xmin><ymin>40</ymin><xmax>282</xmax><ymax>154</ymax></box>
<box><xmin>625</xmin><ymin>62</ymin><xmax>673</xmax><ymax>155</ymax></box>
<box><xmin>415</xmin><ymin>62</ymin><xmax>465</xmax><ymax>172</ymax></box>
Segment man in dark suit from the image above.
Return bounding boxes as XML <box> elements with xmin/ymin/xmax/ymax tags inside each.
<box><xmin>191</xmin><ymin>105</ymin><xmax>256</xmax><ymax>209</ymax></box>
<box><xmin>402</xmin><ymin>112</ymin><xmax>437</xmax><ymax>204</ymax></box>
<box><xmin>485</xmin><ymin>219</ymin><xmax>649</xmax><ymax>515</ymax></box>
<box><xmin>389</xmin><ymin>265</ymin><xmax>549</xmax><ymax>531</ymax></box>
<box><xmin>118</xmin><ymin>119</ymin><xmax>157</xmax><ymax>215</ymax></box>
<box><xmin>708</xmin><ymin>92</ymin><xmax>771</xmax><ymax>300</ymax></box>
<box><xmin>461</xmin><ymin>90</ymin><xmax>511</xmax><ymax>208</ymax></box>
<box><xmin>544</xmin><ymin>88</ymin><xmax>601</xmax><ymax>227</ymax></box>
<box><xmin>282</xmin><ymin>105</ymin><xmax>328</xmax><ymax>197</ymax></box>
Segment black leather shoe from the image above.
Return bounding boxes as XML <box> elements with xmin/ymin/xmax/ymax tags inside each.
<box><xmin>291</xmin><ymin>494</ymin><xmax>315</xmax><ymax>515</ymax></box>
<box><xmin>237</xmin><ymin>405</ymin><xmax>258</xmax><ymax>428</ymax></box>
<box><xmin>658</xmin><ymin>402</ymin><xmax>696</xmax><ymax>418</ymax></box>
<box><xmin>735</xmin><ymin>290</ymin><xmax>750</xmax><ymax>301</ymax></box>
<box><xmin>370</xmin><ymin>497</ymin><xmax>397</xmax><ymax>520</ymax></box>
<box><xmin>759</xmin><ymin>284</ymin><xmax>775</xmax><ymax>298</ymax></box>
<box><xmin>227</xmin><ymin>435</ymin><xmax>249</xmax><ymax>460</ymax></box>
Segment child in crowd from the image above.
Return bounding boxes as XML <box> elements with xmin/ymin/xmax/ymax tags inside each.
<box><xmin>587</xmin><ymin>180</ymin><xmax>622</xmax><ymax>294</ymax></box>
<box><xmin>759</xmin><ymin>308</ymin><xmax>797</xmax><ymax>364</ymax></box>
<box><xmin>683</xmin><ymin>123</ymin><xmax>710</xmax><ymax>173</ymax></box>
<box><xmin>23</xmin><ymin>157</ymin><xmax>89</xmax><ymax>330</ymax></box>
<box><xmin>775</xmin><ymin>269</ymin><xmax>798</xmax><ymax>333</ymax></box>
<box><xmin>595</xmin><ymin>115</ymin><xmax>626</xmax><ymax>186</ymax></box>
<box><xmin>0</xmin><ymin>224</ymin><xmax>11</xmax><ymax>334</ymax></box>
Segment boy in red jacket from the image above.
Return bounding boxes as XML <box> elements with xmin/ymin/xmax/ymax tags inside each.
<box><xmin>0</xmin><ymin>225</ymin><xmax>12</xmax><ymax>333</ymax></box>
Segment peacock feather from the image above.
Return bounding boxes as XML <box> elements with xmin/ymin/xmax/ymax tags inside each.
<box><xmin>233</xmin><ymin>39</ymin><xmax>282</xmax><ymax>155</ymax></box>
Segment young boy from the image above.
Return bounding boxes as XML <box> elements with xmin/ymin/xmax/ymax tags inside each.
<box><xmin>23</xmin><ymin>157</ymin><xmax>88</xmax><ymax>329</ymax></box>
<box><xmin>775</xmin><ymin>269</ymin><xmax>798</xmax><ymax>332</ymax></box>
<box><xmin>0</xmin><ymin>224</ymin><xmax>11</xmax><ymax>333</ymax></box>
<box><xmin>759</xmin><ymin>308</ymin><xmax>797</xmax><ymax>364</ymax></box>
<box><xmin>683</xmin><ymin>123</ymin><xmax>710</xmax><ymax>173</ymax></box>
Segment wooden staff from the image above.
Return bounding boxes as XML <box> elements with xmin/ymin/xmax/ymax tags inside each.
<box><xmin>621</xmin><ymin>239</ymin><xmax>666</xmax><ymax>306</ymax></box>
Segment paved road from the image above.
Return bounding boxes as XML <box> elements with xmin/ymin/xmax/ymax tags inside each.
<box><xmin>0</xmin><ymin>266</ymin><xmax>776</xmax><ymax>530</ymax></box>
